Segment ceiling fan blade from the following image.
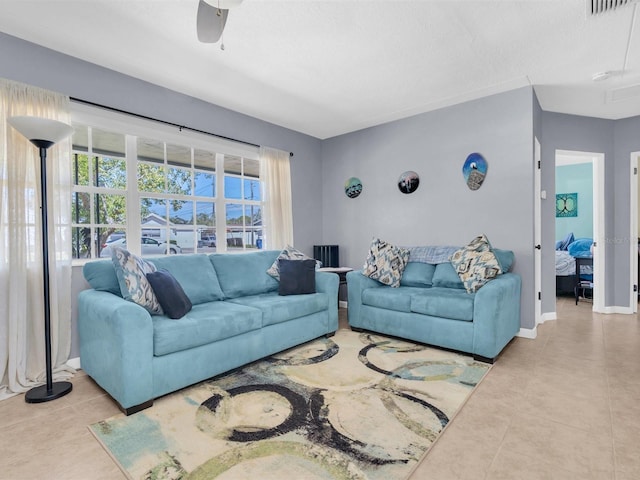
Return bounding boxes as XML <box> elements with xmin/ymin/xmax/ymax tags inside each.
<box><xmin>197</xmin><ymin>0</ymin><xmax>228</xmax><ymax>43</ymax></box>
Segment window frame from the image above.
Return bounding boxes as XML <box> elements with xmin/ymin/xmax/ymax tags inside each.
<box><xmin>70</xmin><ymin>102</ymin><xmax>262</xmax><ymax>264</ymax></box>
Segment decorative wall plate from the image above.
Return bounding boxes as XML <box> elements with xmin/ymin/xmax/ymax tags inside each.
<box><xmin>398</xmin><ymin>171</ymin><xmax>420</xmax><ymax>194</ymax></box>
<box><xmin>462</xmin><ymin>153</ymin><xmax>488</xmax><ymax>190</ymax></box>
<box><xmin>345</xmin><ymin>177</ymin><xmax>363</xmax><ymax>198</ymax></box>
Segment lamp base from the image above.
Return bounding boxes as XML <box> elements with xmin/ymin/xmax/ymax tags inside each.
<box><xmin>25</xmin><ymin>381</ymin><xmax>73</xmax><ymax>403</ymax></box>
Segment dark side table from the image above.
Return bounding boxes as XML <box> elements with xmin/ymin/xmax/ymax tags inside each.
<box><xmin>574</xmin><ymin>256</ymin><xmax>593</xmax><ymax>305</ymax></box>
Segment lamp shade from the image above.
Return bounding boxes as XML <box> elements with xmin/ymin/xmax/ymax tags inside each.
<box><xmin>8</xmin><ymin>116</ymin><xmax>73</xmax><ymax>145</ymax></box>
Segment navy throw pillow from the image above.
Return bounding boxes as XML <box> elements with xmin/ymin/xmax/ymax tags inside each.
<box><xmin>146</xmin><ymin>269</ymin><xmax>192</xmax><ymax>319</ymax></box>
<box><xmin>278</xmin><ymin>259</ymin><xmax>316</xmax><ymax>296</ymax></box>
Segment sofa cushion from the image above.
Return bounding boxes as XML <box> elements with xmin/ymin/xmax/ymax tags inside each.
<box><xmin>267</xmin><ymin>245</ymin><xmax>320</xmax><ymax>280</ymax></box>
<box><xmin>146</xmin><ymin>269</ymin><xmax>192</xmax><ymax>319</ymax></box>
<box><xmin>278</xmin><ymin>259</ymin><xmax>316</xmax><ymax>296</ymax></box>
<box><xmin>228</xmin><ymin>291</ymin><xmax>329</xmax><ymax>327</ymax></box>
<box><xmin>410</xmin><ymin>288</ymin><xmax>475</xmax><ymax>322</ymax></box>
<box><xmin>152</xmin><ymin>301</ymin><xmax>262</xmax><ymax>356</ymax></box>
<box><xmin>362</xmin><ymin>286</ymin><xmax>428</xmax><ymax>313</ymax></box>
<box><xmin>362</xmin><ymin>237</ymin><xmax>410</xmax><ymax>288</ymax></box>
<box><xmin>431</xmin><ymin>262</ymin><xmax>465</xmax><ymax>289</ymax></box>
<box><xmin>493</xmin><ymin>248</ymin><xmax>515</xmax><ymax>272</ymax></box>
<box><xmin>210</xmin><ymin>250</ymin><xmax>280</xmax><ymax>299</ymax></box>
<box><xmin>111</xmin><ymin>247</ymin><xmax>163</xmax><ymax>314</ymax></box>
<box><xmin>450</xmin><ymin>234</ymin><xmax>502</xmax><ymax>293</ymax></box>
<box><xmin>83</xmin><ymin>260</ymin><xmax>121</xmax><ymax>296</ymax></box>
<box><xmin>400</xmin><ymin>262</ymin><xmax>436</xmax><ymax>287</ymax></box>
<box><xmin>149</xmin><ymin>254</ymin><xmax>224</xmax><ymax>304</ymax></box>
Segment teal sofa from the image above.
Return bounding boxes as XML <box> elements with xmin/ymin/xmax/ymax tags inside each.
<box><xmin>78</xmin><ymin>250</ymin><xmax>338</xmax><ymax>414</ymax></box>
<box><xmin>347</xmin><ymin>250</ymin><xmax>521</xmax><ymax>362</ymax></box>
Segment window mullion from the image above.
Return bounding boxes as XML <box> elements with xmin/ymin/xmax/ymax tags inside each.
<box><xmin>126</xmin><ymin>134</ymin><xmax>141</xmax><ymax>255</ymax></box>
<box><xmin>215</xmin><ymin>152</ymin><xmax>226</xmax><ymax>252</ymax></box>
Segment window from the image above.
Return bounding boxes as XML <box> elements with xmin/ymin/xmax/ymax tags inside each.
<box><xmin>224</xmin><ymin>155</ymin><xmax>262</xmax><ymax>250</ymax></box>
<box><xmin>71</xmin><ymin>126</ymin><xmax>127</xmax><ymax>259</ymax></box>
<box><xmin>71</xmin><ymin>105</ymin><xmax>262</xmax><ymax>261</ymax></box>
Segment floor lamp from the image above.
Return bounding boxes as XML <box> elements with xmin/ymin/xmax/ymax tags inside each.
<box><xmin>8</xmin><ymin>116</ymin><xmax>74</xmax><ymax>403</ymax></box>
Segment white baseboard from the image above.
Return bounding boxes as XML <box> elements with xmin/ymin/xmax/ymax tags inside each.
<box><xmin>598</xmin><ymin>305</ymin><xmax>634</xmax><ymax>314</ymax></box>
<box><xmin>540</xmin><ymin>312</ymin><xmax>557</xmax><ymax>323</ymax></box>
<box><xmin>67</xmin><ymin>357</ymin><xmax>81</xmax><ymax>370</ymax></box>
<box><xmin>516</xmin><ymin>327</ymin><xmax>537</xmax><ymax>339</ymax></box>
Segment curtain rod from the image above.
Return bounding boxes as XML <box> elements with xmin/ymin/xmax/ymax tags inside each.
<box><xmin>70</xmin><ymin>97</ymin><xmax>294</xmax><ymax>157</ymax></box>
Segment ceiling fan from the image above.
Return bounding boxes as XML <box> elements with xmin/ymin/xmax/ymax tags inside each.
<box><xmin>197</xmin><ymin>0</ymin><xmax>244</xmax><ymax>44</ymax></box>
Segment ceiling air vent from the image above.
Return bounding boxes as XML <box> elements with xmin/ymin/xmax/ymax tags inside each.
<box><xmin>591</xmin><ymin>0</ymin><xmax>638</xmax><ymax>15</ymax></box>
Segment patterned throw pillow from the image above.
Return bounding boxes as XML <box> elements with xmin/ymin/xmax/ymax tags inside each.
<box><xmin>267</xmin><ymin>245</ymin><xmax>320</xmax><ymax>280</ymax></box>
<box><xmin>449</xmin><ymin>234</ymin><xmax>502</xmax><ymax>294</ymax></box>
<box><xmin>362</xmin><ymin>238</ymin><xmax>410</xmax><ymax>288</ymax></box>
<box><xmin>111</xmin><ymin>246</ymin><xmax>163</xmax><ymax>314</ymax></box>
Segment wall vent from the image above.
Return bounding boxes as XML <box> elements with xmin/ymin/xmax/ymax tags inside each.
<box><xmin>591</xmin><ymin>0</ymin><xmax>638</xmax><ymax>15</ymax></box>
<box><xmin>607</xmin><ymin>83</ymin><xmax>640</xmax><ymax>102</ymax></box>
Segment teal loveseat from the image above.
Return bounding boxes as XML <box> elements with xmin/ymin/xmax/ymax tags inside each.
<box><xmin>78</xmin><ymin>250</ymin><xmax>338</xmax><ymax>414</ymax></box>
<box><xmin>347</xmin><ymin>248</ymin><xmax>521</xmax><ymax>362</ymax></box>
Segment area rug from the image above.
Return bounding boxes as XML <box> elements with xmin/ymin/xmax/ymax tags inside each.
<box><xmin>90</xmin><ymin>329</ymin><xmax>490</xmax><ymax>480</ymax></box>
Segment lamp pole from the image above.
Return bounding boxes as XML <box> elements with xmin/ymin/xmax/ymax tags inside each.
<box><xmin>8</xmin><ymin>116</ymin><xmax>74</xmax><ymax>403</ymax></box>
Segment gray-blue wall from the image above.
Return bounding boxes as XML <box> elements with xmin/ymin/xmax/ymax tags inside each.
<box><xmin>321</xmin><ymin>87</ymin><xmax>536</xmax><ymax>329</ymax></box>
<box><xmin>3</xmin><ymin>30</ymin><xmax>639</xmax><ymax>357</ymax></box>
<box><xmin>1</xmin><ymin>32</ymin><xmax>323</xmax><ymax>358</ymax></box>
<box><xmin>540</xmin><ymin>112</ymin><xmax>640</xmax><ymax>311</ymax></box>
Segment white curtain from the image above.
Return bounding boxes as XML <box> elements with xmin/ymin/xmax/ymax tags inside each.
<box><xmin>259</xmin><ymin>146</ymin><xmax>293</xmax><ymax>250</ymax></box>
<box><xmin>0</xmin><ymin>79</ymin><xmax>74</xmax><ymax>400</ymax></box>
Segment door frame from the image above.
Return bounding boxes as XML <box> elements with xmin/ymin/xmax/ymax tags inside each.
<box><xmin>555</xmin><ymin>150</ymin><xmax>605</xmax><ymax>313</ymax></box>
<box><xmin>534</xmin><ymin>138</ymin><xmax>542</xmax><ymax>326</ymax></box>
<box><xmin>630</xmin><ymin>152</ymin><xmax>640</xmax><ymax>313</ymax></box>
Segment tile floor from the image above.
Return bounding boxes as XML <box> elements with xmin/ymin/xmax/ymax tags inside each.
<box><xmin>0</xmin><ymin>298</ymin><xmax>638</xmax><ymax>479</ymax></box>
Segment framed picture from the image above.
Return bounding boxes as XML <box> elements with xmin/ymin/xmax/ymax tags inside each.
<box><xmin>556</xmin><ymin>192</ymin><xmax>578</xmax><ymax>217</ymax></box>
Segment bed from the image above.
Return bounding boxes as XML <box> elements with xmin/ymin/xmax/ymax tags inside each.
<box><xmin>555</xmin><ymin>234</ymin><xmax>593</xmax><ymax>296</ymax></box>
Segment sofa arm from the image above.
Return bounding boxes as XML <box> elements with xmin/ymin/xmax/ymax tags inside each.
<box><xmin>472</xmin><ymin>272</ymin><xmax>522</xmax><ymax>360</ymax></box>
<box><xmin>78</xmin><ymin>290</ymin><xmax>154</xmax><ymax>409</ymax></box>
<box><xmin>346</xmin><ymin>270</ymin><xmax>384</xmax><ymax>328</ymax></box>
<box><xmin>315</xmin><ymin>271</ymin><xmax>339</xmax><ymax>332</ymax></box>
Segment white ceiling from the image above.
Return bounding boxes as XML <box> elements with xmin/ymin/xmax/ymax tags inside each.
<box><xmin>1</xmin><ymin>0</ymin><xmax>639</xmax><ymax>139</ymax></box>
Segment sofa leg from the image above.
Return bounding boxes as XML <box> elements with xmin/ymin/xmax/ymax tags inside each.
<box><xmin>350</xmin><ymin>326</ymin><xmax>364</xmax><ymax>333</ymax></box>
<box><xmin>325</xmin><ymin>331</ymin><xmax>336</xmax><ymax>338</ymax></box>
<box><xmin>473</xmin><ymin>354</ymin><xmax>495</xmax><ymax>364</ymax></box>
<box><xmin>121</xmin><ymin>399</ymin><xmax>154</xmax><ymax>416</ymax></box>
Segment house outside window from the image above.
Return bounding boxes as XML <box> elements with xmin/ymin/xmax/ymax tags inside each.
<box><xmin>71</xmin><ymin>103</ymin><xmax>263</xmax><ymax>261</ymax></box>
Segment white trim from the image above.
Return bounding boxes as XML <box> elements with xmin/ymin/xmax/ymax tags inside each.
<box><xmin>540</xmin><ymin>311</ymin><xmax>557</xmax><ymax>323</ymax></box>
<box><xmin>67</xmin><ymin>357</ymin><xmax>81</xmax><ymax>370</ymax></box>
<box><xmin>630</xmin><ymin>152</ymin><xmax>639</xmax><ymax>313</ymax></box>
<box><xmin>534</xmin><ymin>137</ymin><xmax>542</xmax><ymax>327</ymax></box>
<box><xmin>601</xmin><ymin>305</ymin><xmax>635</xmax><ymax>315</ymax></box>
<box><xmin>517</xmin><ymin>327</ymin><xmax>537</xmax><ymax>339</ymax></box>
<box><xmin>555</xmin><ymin>149</ymin><xmax>605</xmax><ymax>313</ymax></box>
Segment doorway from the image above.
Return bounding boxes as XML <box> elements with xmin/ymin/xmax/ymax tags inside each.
<box><xmin>630</xmin><ymin>152</ymin><xmax>640</xmax><ymax>313</ymax></box>
<box><xmin>555</xmin><ymin>150</ymin><xmax>605</xmax><ymax>312</ymax></box>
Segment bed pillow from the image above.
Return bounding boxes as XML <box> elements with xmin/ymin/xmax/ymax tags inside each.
<box><xmin>278</xmin><ymin>259</ymin><xmax>316</xmax><ymax>296</ymax></box>
<box><xmin>568</xmin><ymin>237</ymin><xmax>593</xmax><ymax>257</ymax></box>
<box><xmin>111</xmin><ymin>246</ymin><xmax>163</xmax><ymax>314</ymax></box>
<box><xmin>146</xmin><ymin>269</ymin><xmax>192</xmax><ymax>319</ymax></box>
<box><xmin>556</xmin><ymin>232</ymin><xmax>575</xmax><ymax>251</ymax></box>
<box><xmin>449</xmin><ymin>234</ymin><xmax>502</xmax><ymax>294</ymax></box>
<box><xmin>362</xmin><ymin>238</ymin><xmax>410</xmax><ymax>288</ymax></box>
